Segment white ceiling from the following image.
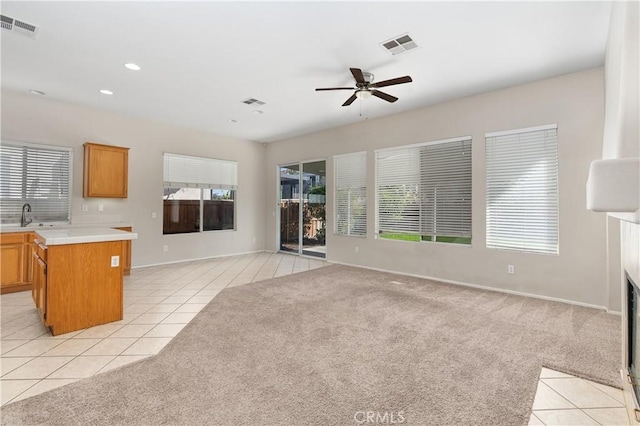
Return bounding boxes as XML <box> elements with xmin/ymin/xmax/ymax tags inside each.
<box><xmin>1</xmin><ymin>1</ymin><xmax>612</xmax><ymax>143</ymax></box>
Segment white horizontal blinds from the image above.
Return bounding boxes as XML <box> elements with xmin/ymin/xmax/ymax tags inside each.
<box><xmin>420</xmin><ymin>139</ymin><xmax>472</xmax><ymax>238</ymax></box>
<box><xmin>163</xmin><ymin>153</ymin><xmax>238</xmax><ymax>189</ymax></box>
<box><xmin>486</xmin><ymin>125</ymin><xmax>559</xmax><ymax>254</ymax></box>
<box><xmin>376</xmin><ymin>146</ymin><xmax>421</xmax><ymax>235</ymax></box>
<box><xmin>0</xmin><ymin>141</ymin><xmax>72</xmax><ymax>224</ymax></box>
<box><xmin>334</xmin><ymin>152</ymin><xmax>367</xmax><ymax>236</ymax></box>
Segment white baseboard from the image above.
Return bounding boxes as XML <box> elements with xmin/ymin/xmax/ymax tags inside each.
<box><xmin>132</xmin><ymin>250</ymin><xmax>267</xmax><ymax>269</ymax></box>
<box><xmin>328</xmin><ymin>259</ymin><xmax>611</xmax><ymax>312</ymax></box>
<box><xmin>132</xmin><ymin>252</ymin><xmax>615</xmax><ymax>313</ymax></box>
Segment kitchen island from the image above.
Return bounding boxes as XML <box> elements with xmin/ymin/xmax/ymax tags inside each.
<box><xmin>32</xmin><ymin>227</ymin><xmax>138</xmax><ymax>336</ymax></box>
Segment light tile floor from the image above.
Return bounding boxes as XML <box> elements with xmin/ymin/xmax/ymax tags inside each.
<box><xmin>1</xmin><ymin>252</ymin><xmax>631</xmax><ymax>425</ymax></box>
<box><xmin>530</xmin><ymin>367</ymin><xmax>630</xmax><ymax>425</ymax></box>
<box><xmin>1</xmin><ymin>252</ymin><xmax>327</xmax><ymax>406</ymax></box>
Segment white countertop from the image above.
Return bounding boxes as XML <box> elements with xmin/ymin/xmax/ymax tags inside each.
<box><xmin>1</xmin><ymin>222</ymin><xmax>134</xmax><ymax>234</ymax></box>
<box><xmin>35</xmin><ymin>227</ymin><xmax>138</xmax><ymax>246</ymax></box>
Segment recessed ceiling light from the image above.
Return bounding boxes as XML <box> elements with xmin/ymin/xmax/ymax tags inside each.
<box><xmin>28</xmin><ymin>90</ymin><xmax>45</xmax><ymax>95</ymax></box>
<box><xmin>253</xmin><ymin>110</ymin><xmax>264</xmax><ymax>114</ymax></box>
<box><xmin>99</xmin><ymin>89</ymin><xmax>114</xmax><ymax>95</ymax></box>
<box><xmin>230</xmin><ymin>119</ymin><xmax>237</xmax><ymax>123</ymax></box>
<box><xmin>124</xmin><ymin>63</ymin><xmax>141</xmax><ymax>71</ymax></box>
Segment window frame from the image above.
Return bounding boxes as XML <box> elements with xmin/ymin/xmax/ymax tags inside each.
<box><xmin>333</xmin><ymin>151</ymin><xmax>367</xmax><ymax>238</ymax></box>
<box><xmin>375</xmin><ymin>136</ymin><xmax>472</xmax><ymax>245</ymax></box>
<box><xmin>0</xmin><ymin>140</ymin><xmax>73</xmax><ymax>226</ymax></box>
<box><xmin>162</xmin><ymin>153</ymin><xmax>238</xmax><ymax>235</ymax></box>
<box><xmin>485</xmin><ymin>123</ymin><xmax>560</xmax><ymax>256</ymax></box>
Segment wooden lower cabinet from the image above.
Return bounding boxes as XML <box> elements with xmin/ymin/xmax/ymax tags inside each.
<box><xmin>1</xmin><ymin>227</ymin><xmax>132</xmax><ymax>294</ymax></box>
<box><xmin>32</xmin><ymin>243</ymin><xmax>47</xmax><ymax>323</ymax></box>
<box><xmin>114</xmin><ymin>227</ymin><xmax>132</xmax><ymax>275</ymax></box>
<box><xmin>34</xmin><ymin>239</ymin><xmax>124</xmax><ymax>336</ymax></box>
<box><xmin>1</xmin><ymin>232</ymin><xmax>35</xmax><ymax>294</ymax></box>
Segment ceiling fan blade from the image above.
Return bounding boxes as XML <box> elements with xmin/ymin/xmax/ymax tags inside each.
<box><xmin>371</xmin><ymin>76</ymin><xmax>413</xmax><ymax>88</ymax></box>
<box><xmin>350</xmin><ymin>68</ymin><xmax>366</xmax><ymax>84</ymax></box>
<box><xmin>342</xmin><ymin>94</ymin><xmax>357</xmax><ymax>106</ymax></box>
<box><xmin>315</xmin><ymin>87</ymin><xmax>355</xmax><ymax>91</ymax></box>
<box><xmin>372</xmin><ymin>90</ymin><xmax>398</xmax><ymax>103</ymax></box>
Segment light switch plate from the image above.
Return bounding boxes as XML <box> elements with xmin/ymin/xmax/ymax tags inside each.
<box><xmin>111</xmin><ymin>256</ymin><xmax>120</xmax><ymax>267</ymax></box>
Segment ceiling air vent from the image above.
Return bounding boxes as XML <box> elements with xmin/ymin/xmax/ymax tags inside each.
<box><xmin>381</xmin><ymin>34</ymin><xmax>418</xmax><ymax>56</ymax></box>
<box><xmin>0</xmin><ymin>14</ymin><xmax>40</xmax><ymax>39</ymax></box>
<box><xmin>242</xmin><ymin>98</ymin><xmax>266</xmax><ymax>106</ymax></box>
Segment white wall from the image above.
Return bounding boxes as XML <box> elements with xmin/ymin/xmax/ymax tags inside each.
<box><xmin>603</xmin><ymin>1</ymin><xmax>639</xmax><ymax>159</ymax></box>
<box><xmin>266</xmin><ymin>68</ymin><xmax>609</xmax><ymax>308</ymax></box>
<box><xmin>602</xmin><ymin>1</ymin><xmax>640</xmax><ymax>313</ymax></box>
<box><xmin>1</xmin><ymin>90</ymin><xmax>266</xmax><ymax>267</ymax></box>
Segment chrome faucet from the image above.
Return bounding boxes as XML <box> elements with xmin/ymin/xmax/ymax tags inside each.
<box><xmin>21</xmin><ymin>203</ymin><xmax>32</xmax><ymax>227</ymax></box>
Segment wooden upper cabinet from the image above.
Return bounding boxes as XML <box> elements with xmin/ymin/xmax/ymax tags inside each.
<box><xmin>83</xmin><ymin>142</ymin><xmax>129</xmax><ymax>198</ymax></box>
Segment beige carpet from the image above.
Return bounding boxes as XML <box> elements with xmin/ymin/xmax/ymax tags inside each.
<box><xmin>1</xmin><ymin>265</ymin><xmax>620</xmax><ymax>425</ymax></box>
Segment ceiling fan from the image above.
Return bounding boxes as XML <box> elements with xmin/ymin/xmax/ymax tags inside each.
<box><xmin>316</xmin><ymin>67</ymin><xmax>413</xmax><ymax>107</ymax></box>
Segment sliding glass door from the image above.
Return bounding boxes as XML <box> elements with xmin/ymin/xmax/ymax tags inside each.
<box><xmin>301</xmin><ymin>161</ymin><xmax>326</xmax><ymax>257</ymax></box>
<box><xmin>279</xmin><ymin>160</ymin><xmax>326</xmax><ymax>258</ymax></box>
<box><xmin>279</xmin><ymin>164</ymin><xmax>300</xmax><ymax>254</ymax></box>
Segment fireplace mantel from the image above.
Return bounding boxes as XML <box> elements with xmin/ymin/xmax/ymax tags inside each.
<box><xmin>587</xmin><ymin>158</ymin><xmax>640</xmax><ymax>224</ymax></box>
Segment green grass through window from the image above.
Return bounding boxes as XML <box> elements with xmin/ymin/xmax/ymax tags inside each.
<box><xmin>379</xmin><ymin>233</ymin><xmax>471</xmax><ymax>245</ymax></box>
<box><xmin>379</xmin><ymin>233</ymin><xmax>421</xmax><ymax>242</ymax></box>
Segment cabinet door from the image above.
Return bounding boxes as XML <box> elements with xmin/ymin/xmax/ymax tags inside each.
<box><xmin>32</xmin><ymin>252</ymin><xmax>39</xmax><ymax>307</ymax></box>
<box><xmin>1</xmin><ymin>233</ymin><xmax>35</xmax><ymax>294</ymax></box>
<box><xmin>24</xmin><ymin>234</ymin><xmax>36</xmax><ymax>284</ymax></box>
<box><xmin>121</xmin><ymin>239</ymin><xmax>132</xmax><ymax>274</ymax></box>
<box><xmin>83</xmin><ymin>143</ymin><xmax>129</xmax><ymax>198</ymax></box>
<box><xmin>1</xmin><ymin>243</ymin><xmax>24</xmax><ymax>286</ymax></box>
<box><xmin>114</xmin><ymin>227</ymin><xmax>132</xmax><ymax>275</ymax></box>
<box><xmin>33</xmin><ymin>253</ymin><xmax>47</xmax><ymax>323</ymax></box>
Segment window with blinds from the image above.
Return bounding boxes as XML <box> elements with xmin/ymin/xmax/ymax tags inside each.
<box><xmin>163</xmin><ymin>153</ymin><xmax>238</xmax><ymax>234</ymax></box>
<box><xmin>485</xmin><ymin>124</ymin><xmax>559</xmax><ymax>254</ymax></box>
<box><xmin>375</xmin><ymin>137</ymin><xmax>472</xmax><ymax>244</ymax></box>
<box><xmin>0</xmin><ymin>141</ymin><xmax>73</xmax><ymax>225</ymax></box>
<box><xmin>163</xmin><ymin>153</ymin><xmax>237</xmax><ymax>190</ymax></box>
<box><xmin>334</xmin><ymin>152</ymin><xmax>367</xmax><ymax>237</ymax></box>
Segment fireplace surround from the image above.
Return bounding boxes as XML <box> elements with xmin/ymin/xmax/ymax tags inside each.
<box><xmin>627</xmin><ymin>274</ymin><xmax>640</xmax><ymax>411</ymax></box>
<box><xmin>621</xmin><ymin>221</ymin><xmax>640</xmax><ymax>423</ymax></box>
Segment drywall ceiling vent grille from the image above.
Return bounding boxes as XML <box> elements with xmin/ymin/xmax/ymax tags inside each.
<box><xmin>0</xmin><ymin>15</ymin><xmax>40</xmax><ymax>39</ymax></box>
<box><xmin>381</xmin><ymin>34</ymin><xmax>418</xmax><ymax>56</ymax></box>
<box><xmin>242</xmin><ymin>98</ymin><xmax>266</xmax><ymax>106</ymax></box>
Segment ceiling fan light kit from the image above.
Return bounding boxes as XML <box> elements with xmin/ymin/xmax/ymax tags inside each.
<box><xmin>355</xmin><ymin>90</ymin><xmax>372</xmax><ymax>100</ymax></box>
<box><xmin>316</xmin><ymin>67</ymin><xmax>413</xmax><ymax>107</ymax></box>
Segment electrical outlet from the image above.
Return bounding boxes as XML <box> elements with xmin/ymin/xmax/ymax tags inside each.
<box><xmin>111</xmin><ymin>256</ymin><xmax>120</xmax><ymax>267</ymax></box>
<box><xmin>508</xmin><ymin>265</ymin><xmax>515</xmax><ymax>274</ymax></box>
<box><xmin>98</xmin><ymin>204</ymin><xmax>104</xmax><ymax>212</ymax></box>
<box><xmin>163</xmin><ymin>245</ymin><xmax>168</xmax><ymax>252</ymax></box>
<box><xmin>355</xmin><ymin>246</ymin><xmax>359</xmax><ymax>254</ymax></box>
<box><xmin>82</xmin><ymin>205</ymin><xmax>88</xmax><ymax>212</ymax></box>
<box><xmin>151</xmin><ymin>212</ymin><xmax>157</xmax><ymax>219</ymax></box>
